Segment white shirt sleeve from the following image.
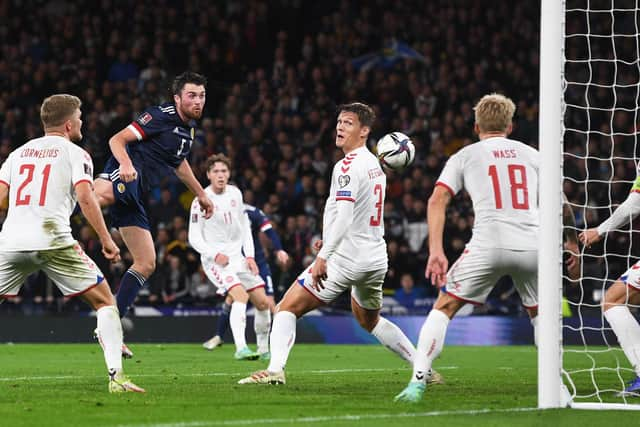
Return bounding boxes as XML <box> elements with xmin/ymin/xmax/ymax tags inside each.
<box><xmin>318</xmin><ymin>165</ymin><xmax>358</xmax><ymax>260</ymax></box>
<box><xmin>70</xmin><ymin>147</ymin><xmax>94</xmax><ymax>186</ymax></box>
<box><xmin>241</xmin><ymin>212</ymin><xmax>255</xmax><ymax>258</ymax></box>
<box><xmin>317</xmin><ymin>199</ymin><xmax>355</xmax><ymax>260</ymax></box>
<box><xmin>597</xmin><ymin>191</ymin><xmax>640</xmax><ymax>235</ymax></box>
<box><xmin>188</xmin><ymin>197</ymin><xmax>214</xmax><ymax>257</ymax></box>
<box><xmin>435</xmin><ymin>152</ymin><xmax>463</xmax><ymax>195</ymax></box>
<box><xmin>0</xmin><ymin>152</ymin><xmax>13</xmax><ymax>186</ymax></box>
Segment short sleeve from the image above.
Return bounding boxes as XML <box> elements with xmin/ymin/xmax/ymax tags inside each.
<box><xmin>0</xmin><ymin>153</ymin><xmax>12</xmax><ymax>187</ymax></box>
<box><xmin>436</xmin><ymin>153</ymin><xmax>464</xmax><ymax>196</ymax></box>
<box><xmin>70</xmin><ymin>147</ymin><xmax>94</xmax><ymax>187</ymax></box>
<box><xmin>127</xmin><ymin>107</ymin><xmax>166</xmax><ymax>141</ymax></box>
<box><xmin>254</xmin><ymin>208</ymin><xmax>271</xmax><ymax>231</ymax></box>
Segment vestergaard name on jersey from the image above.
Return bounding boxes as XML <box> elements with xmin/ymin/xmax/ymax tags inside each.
<box><xmin>368</xmin><ymin>168</ymin><xmax>384</xmax><ymax>179</ymax></box>
<box><xmin>20</xmin><ymin>148</ymin><xmax>60</xmax><ymax>158</ymax></box>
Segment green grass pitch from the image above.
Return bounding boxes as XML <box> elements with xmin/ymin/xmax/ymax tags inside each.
<box><xmin>2</xmin><ymin>343</ymin><xmax>639</xmax><ymax>426</ymax></box>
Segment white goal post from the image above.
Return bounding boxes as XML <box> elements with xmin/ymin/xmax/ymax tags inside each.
<box><xmin>539</xmin><ymin>0</ymin><xmax>640</xmax><ymax>410</ymax></box>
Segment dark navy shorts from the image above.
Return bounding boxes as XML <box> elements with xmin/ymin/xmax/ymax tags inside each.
<box><xmin>99</xmin><ymin>157</ymin><xmax>151</xmax><ymax>231</ymax></box>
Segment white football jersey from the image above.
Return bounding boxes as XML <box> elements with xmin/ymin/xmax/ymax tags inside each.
<box><xmin>0</xmin><ymin>135</ymin><xmax>94</xmax><ymax>251</ymax></box>
<box><xmin>321</xmin><ymin>145</ymin><xmax>387</xmax><ymax>270</ymax></box>
<box><xmin>436</xmin><ymin>136</ymin><xmax>539</xmax><ymax>250</ymax></box>
<box><xmin>188</xmin><ymin>184</ymin><xmax>254</xmax><ymax>260</ymax></box>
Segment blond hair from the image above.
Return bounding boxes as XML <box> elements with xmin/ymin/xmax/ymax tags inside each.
<box><xmin>473</xmin><ymin>93</ymin><xmax>515</xmax><ymax>133</ymax></box>
<box><xmin>40</xmin><ymin>94</ymin><xmax>81</xmax><ymax>128</ymax></box>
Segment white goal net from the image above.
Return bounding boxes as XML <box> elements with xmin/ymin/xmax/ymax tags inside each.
<box><xmin>541</xmin><ymin>0</ymin><xmax>640</xmax><ymax>409</ymax></box>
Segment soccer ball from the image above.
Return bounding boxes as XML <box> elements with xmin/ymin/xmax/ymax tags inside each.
<box><xmin>376</xmin><ymin>132</ymin><xmax>415</xmax><ymax>171</ymax></box>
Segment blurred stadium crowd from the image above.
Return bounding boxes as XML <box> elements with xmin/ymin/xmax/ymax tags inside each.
<box><xmin>0</xmin><ymin>1</ymin><xmax>629</xmax><ymax>316</ymax></box>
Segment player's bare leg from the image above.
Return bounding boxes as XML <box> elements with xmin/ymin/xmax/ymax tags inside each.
<box><xmin>81</xmin><ymin>281</ymin><xmax>144</xmax><ymax>393</ymax></box>
<box><xmin>395</xmin><ymin>292</ymin><xmax>465</xmax><ymax>403</ymax></box>
<box><xmin>227</xmin><ymin>285</ymin><xmax>259</xmax><ymax>360</ymax></box>
<box><xmin>93</xmin><ymin>178</ymin><xmax>115</xmax><ymax>207</ymax></box>
<box><xmin>603</xmin><ymin>281</ymin><xmax>640</xmax><ymax>395</ymax></box>
<box><xmin>238</xmin><ymin>282</ymin><xmax>323</xmax><ymax>384</ymax></box>
<box><xmin>249</xmin><ymin>287</ymin><xmax>272</xmax><ymax>359</ymax></box>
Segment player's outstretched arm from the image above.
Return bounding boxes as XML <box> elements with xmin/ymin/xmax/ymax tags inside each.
<box><xmin>579</xmin><ymin>191</ymin><xmax>640</xmax><ymax>248</ymax></box>
<box><xmin>175</xmin><ymin>159</ymin><xmax>213</xmax><ymax>218</ymax></box>
<box><xmin>108</xmin><ymin>128</ymin><xmax>139</xmax><ymax>183</ymax></box>
<box><xmin>75</xmin><ymin>182</ymin><xmax>120</xmax><ymax>262</ymax></box>
<box><xmin>425</xmin><ymin>185</ymin><xmax>452</xmax><ymax>287</ymax></box>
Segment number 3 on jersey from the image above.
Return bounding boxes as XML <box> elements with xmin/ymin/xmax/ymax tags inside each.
<box><xmin>16</xmin><ymin>163</ymin><xmax>52</xmax><ymax>206</ymax></box>
<box><xmin>488</xmin><ymin>164</ymin><xmax>529</xmax><ymax>210</ymax></box>
<box><xmin>370</xmin><ymin>183</ymin><xmax>383</xmax><ymax>226</ymax></box>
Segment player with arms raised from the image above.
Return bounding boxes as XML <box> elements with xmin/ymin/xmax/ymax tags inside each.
<box><xmin>0</xmin><ymin>94</ymin><xmax>143</xmax><ymax>393</ymax></box>
<box><xmin>94</xmin><ymin>72</ymin><xmax>213</xmax><ymax>355</ymax></box>
<box><xmin>238</xmin><ymin>102</ymin><xmax>419</xmax><ymax>385</ymax></box>
<box><xmin>189</xmin><ymin>154</ymin><xmax>272</xmax><ymax>360</ymax></box>
<box><xmin>395</xmin><ymin>93</ymin><xmax>541</xmax><ymax>402</ymax></box>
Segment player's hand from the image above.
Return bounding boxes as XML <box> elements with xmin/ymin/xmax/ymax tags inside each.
<box><xmin>579</xmin><ymin>228</ymin><xmax>601</xmax><ymax>248</ymax></box>
<box><xmin>198</xmin><ymin>194</ymin><xmax>214</xmax><ymax>219</ymax></box>
<box><xmin>119</xmin><ymin>163</ymin><xmax>138</xmax><ymax>183</ymax></box>
<box><xmin>276</xmin><ymin>250</ymin><xmax>289</xmax><ymax>267</ymax></box>
<box><xmin>313</xmin><ymin>239</ymin><xmax>323</xmax><ymax>252</ymax></box>
<box><xmin>564</xmin><ymin>241</ymin><xmax>581</xmax><ymax>281</ymax></box>
<box><xmin>311</xmin><ymin>257</ymin><xmax>328</xmax><ymax>291</ymax></box>
<box><xmin>101</xmin><ymin>238</ymin><xmax>121</xmax><ymax>263</ymax></box>
<box><xmin>214</xmin><ymin>253</ymin><xmax>229</xmax><ymax>266</ymax></box>
<box><xmin>246</xmin><ymin>257</ymin><xmax>259</xmax><ymax>275</ymax></box>
<box><xmin>425</xmin><ymin>251</ymin><xmax>448</xmax><ymax>288</ymax></box>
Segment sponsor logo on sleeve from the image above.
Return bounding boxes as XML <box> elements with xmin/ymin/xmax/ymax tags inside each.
<box><xmin>137</xmin><ymin>112</ymin><xmax>153</xmax><ymax>126</ymax></box>
<box><xmin>191</xmin><ymin>213</ymin><xmax>198</xmax><ymax>223</ymax></box>
<box><xmin>338</xmin><ymin>175</ymin><xmax>350</xmax><ymax>188</ymax></box>
<box><xmin>336</xmin><ymin>190</ymin><xmax>352</xmax><ymax>197</ymax></box>
<box><xmin>83</xmin><ymin>163</ymin><xmax>92</xmax><ymax>176</ymax></box>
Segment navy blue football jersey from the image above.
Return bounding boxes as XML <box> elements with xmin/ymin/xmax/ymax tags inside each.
<box><xmin>126</xmin><ymin>102</ymin><xmax>195</xmax><ymax>189</ymax></box>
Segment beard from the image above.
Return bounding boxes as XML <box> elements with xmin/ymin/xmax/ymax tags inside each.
<box><xmin>180</xmin><ymin>106</ymin><xmax>203</xmax><ymax>121</ymax></box>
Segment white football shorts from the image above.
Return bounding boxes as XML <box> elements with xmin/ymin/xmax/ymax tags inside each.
<box><xmin>444</xmin><ymin>247</ymin><xmax>538</xmax><ymax>308</ymax></box>
<box><xmin>0</xmin><ymin>243</ymin><xmax>104</xmax><ymax>297</ymax></box>
<box><xmin>296</xmin><ymin>257</ymin><xmax>386</xmax><ymax>310</ymax></box>
<box><xmin>619</xmin><ymin>261</ymin><xmax>640</xmax><ymax>290</ymax></box>
<box><xmin>201</xmin><ymin>256</ymin><xmax>265</xmax><ymax>294</ymax></box>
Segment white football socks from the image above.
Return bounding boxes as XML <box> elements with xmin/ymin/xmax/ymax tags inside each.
<box><xmin>530</xmin><ymin>316</ymin><xmax>539</xmax><ymax>347</ymax></box>
<box><xmin>412</xmin><ymin>309</ymin><xmax>450</xmax><ymax>384</ymax></box>
<box><xmin>371</xmin><ymin>316</ymin><xmax>416</xmax><ymax>364</ymax></box>
<box><xmin>254</xmin><ymin>308</ymin><xmax>271</xmax><ymax>354</ymax></box>
<box><xmin>96</xmin><ymin>305</ymin><xmax>123</xmax><ymax>374</ymax></box>
<box><xmin>267</xmin><ymin>311</ymin><xmax>297</xmax><ymax>373</ymax></box>
<box><xmin>230</xmin><ymin>301</ymin><xmax>248</xmax><ymax>351</ymax></box>
<box><xmin>605</xmin><ymin>305</ymin><xmax>640</xmax><ymax>377</ymax></box>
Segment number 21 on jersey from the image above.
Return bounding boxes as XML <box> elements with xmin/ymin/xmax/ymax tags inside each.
<box><xmin>15</xmin><ymin>163</ymin><xmax>52</xmax><ymax>206</ymax></box>
<box><xmin>488</xmin><ymin>164</ymin><xmax>529</xmax><ymax>209</ymax></box>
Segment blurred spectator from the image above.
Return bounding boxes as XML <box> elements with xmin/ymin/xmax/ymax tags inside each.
<box><xmin>394</xmin><ymin>273</ymin><xmax>426</xmax><ymax>308</ymax></box>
